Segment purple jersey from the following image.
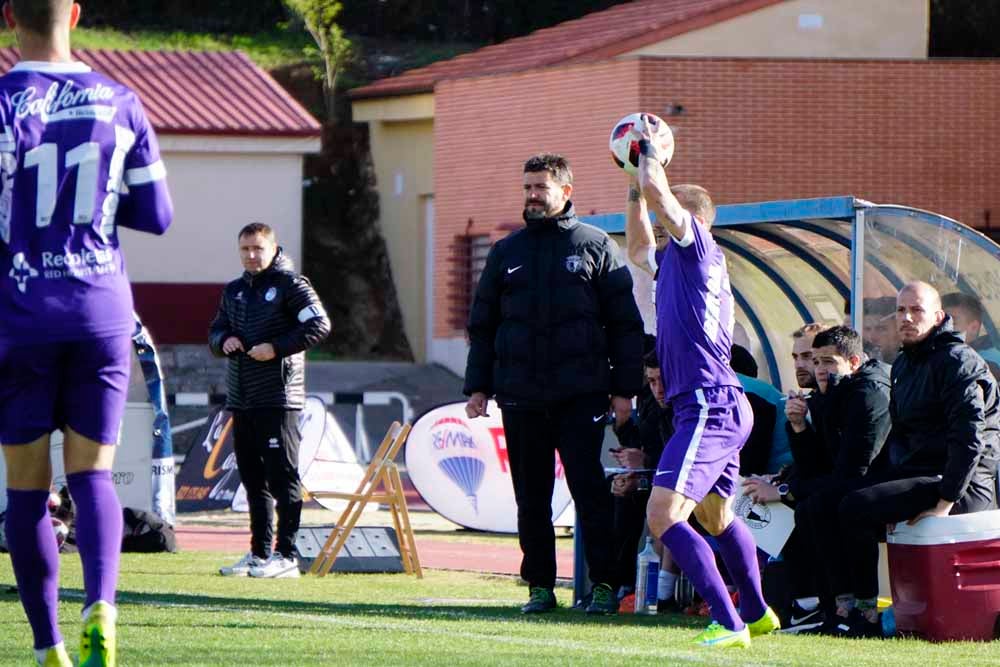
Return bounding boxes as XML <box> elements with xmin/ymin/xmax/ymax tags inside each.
<box><xmin>654</xmin><ymin>211</ymin><xmax>739</xmax><ymax>399</ymax></box>
<box><xmin>0</xmin><ymin>61</ymin><xmax>173</xmax><ymax>343</ymax></box>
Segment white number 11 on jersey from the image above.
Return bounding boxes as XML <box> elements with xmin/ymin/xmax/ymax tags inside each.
<box><xmin>21</xmin><ymin>125</ymin><xmax>136</xmax><ymax>239</ymax></box>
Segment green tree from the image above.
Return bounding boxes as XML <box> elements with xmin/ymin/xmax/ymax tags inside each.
<box><xmin>283</xmin><ymin>0</ymin><xmax>352</xmax><ymax>118</ymax></box>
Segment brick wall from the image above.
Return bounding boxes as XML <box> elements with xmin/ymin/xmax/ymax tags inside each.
<box><xmin>433</xmin><ymin>57</ymin><xmax>1000</xmax><ymax>337</ymax></box>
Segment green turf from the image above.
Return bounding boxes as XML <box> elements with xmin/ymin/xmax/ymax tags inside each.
<box><xmin>1</xmin><ymin>552</ymin><xmax>998</xmax><ymax>666</ymax></box>
<box><xmin>0</xmin><ymin>28</ymin><xmax>314</xmax><ymax>70</ymax></box>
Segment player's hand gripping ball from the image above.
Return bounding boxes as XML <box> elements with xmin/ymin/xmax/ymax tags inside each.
<box><xmin>609</xmin><ymin>112</ymin><xmax>674</xmax><ymax>175</ymax></box>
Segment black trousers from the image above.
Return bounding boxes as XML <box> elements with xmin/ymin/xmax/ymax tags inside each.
<box><xmin>795</xmin><ymin>480</ymin><xmax>859</xmax><ymax>609</ymax></box>
<box><xmin>501</xmin><ymin>394</ymin><xmax>614</xmax><ymax>589</ymax></box>
<box><xmin>781</xmin><ymin>522</ymin><xmax>827</xmax><ymax>604</ymax></box>
<box><xmin>838</xmin><ymin>473</ymin><xmax>995</xmax><ymax>599</ymax></box>
<box><xmin>612</xmin><ymin>488</ymin><xmax>650</xmax><ymax>591</ymax></box>
<box><xmin>232</xmin><ymin>409</ymin><xmax>303</xmax><ymax>558</ymax></box>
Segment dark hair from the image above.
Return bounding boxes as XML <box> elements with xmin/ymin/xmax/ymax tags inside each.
<box><xmin>643</xmin><ymin>349</ymin><xmax>659</xmax><ymax>369</ymax></box>
<box><xmin>792</xmin><ymin>323</ymin><xmax>826</xmax><ymax>339</ymax></box>
<box><xmin>729</xmin><ymin>344</ymin><xmax>758</xmax><ymax>378</ymax></box>
<box><xmin>942</xmin><ymin>292</ymin><xmax>984</xmax><ymax>322</ymax></box>
<box><xmin>670</xmin><ymin>184</ymin><xmax>716</xmax><ymax>225</ymax></box>
<box><xmin>238</xmin><ymin>222</ymin><xmax>275</xmax><ymax>241</ymax></box>
<box><xmin>9</xmin><ymin>0</ymin><xmax>72</xmax><ymax>33</ymax></box>
<box><xmin>523</xmin><ymin>153</ymin><xmax>572</xmax><ymax>186</ymax></box>
<box><xmin>812</xmin><ymin>325</ymin><xmax>863</xmax><ymax>360</ymax></box>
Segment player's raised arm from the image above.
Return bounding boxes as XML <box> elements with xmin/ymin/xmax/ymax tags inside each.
<box><xmin>635</xmin><ymin>117</ymin><xmax>691</xmax><ymax>244</ymax></box>
<box><xmin>624</xmin><ymin>175</ymin><xmax>656</xmax><ymax>276</ymax></box>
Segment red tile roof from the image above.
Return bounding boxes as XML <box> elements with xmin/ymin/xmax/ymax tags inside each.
<box><xmin>351</xmin><ymin>0</ymin><xmax>783</xmax><ymax>99</ymax></box>
<box><xmin>0</xmin><ymin>48</ymin><xmax>322</xmax><ymax>137</ymax></box>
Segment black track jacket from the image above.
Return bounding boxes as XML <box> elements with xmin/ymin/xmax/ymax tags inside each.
<box><xmin>209</xmin><ymin>251</ymin><xmax>330</xmax><ymax>410</ymax></box>
<box><xmin>463</xmin><ymin>203</ymin><xmax>644</xmax><ymax>407</ymax></box>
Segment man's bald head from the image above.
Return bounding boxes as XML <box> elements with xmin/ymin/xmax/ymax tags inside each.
<box><xmin>896</xmin><ymin>281</ymin><xmax>946</xmax><ymax>346</ymax></box>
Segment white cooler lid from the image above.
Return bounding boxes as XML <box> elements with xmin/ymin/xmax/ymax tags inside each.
<box><xmin>887</xmin><ymin>509</ymin><xmax>1000</xmax><ymax>546</ymax></box>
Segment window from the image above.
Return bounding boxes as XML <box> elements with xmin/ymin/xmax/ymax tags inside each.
<box><xmin>449</xmin><ymin>234</ymin><xmax>491</xmax><ymax>330</ymax></box>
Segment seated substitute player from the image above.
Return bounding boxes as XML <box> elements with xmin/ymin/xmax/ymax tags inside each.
<box><xmin>625</xmin><ymin>119</ymin><xmax>778</xmax><ymax>648</ymax></box>
<box><xmin>0</xmin><ymin>2</ymin><xmax>173</xmax><ymax>666</ymax></box>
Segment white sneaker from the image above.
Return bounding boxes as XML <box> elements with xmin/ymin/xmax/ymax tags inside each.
<box><xmin>249</xmin><ymin>554</ymin><xmax>301</xmax><ymax>579</ymax></box>
<box><xmin>219</xmin><ymin>552</ymin><xmax>267</xmax><ymax>577</ymax></box>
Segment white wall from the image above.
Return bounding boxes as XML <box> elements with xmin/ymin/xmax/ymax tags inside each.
<box><xmin>119</xmin><ymin>135</ymin><xmax>318</xmax><ymax>282</ymax></box>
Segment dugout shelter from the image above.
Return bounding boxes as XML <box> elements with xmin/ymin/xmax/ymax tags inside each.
<box><xmin>584</xmin><ymin>196</ymin><xmax>1000</xmax><ymax>390</ymax></box>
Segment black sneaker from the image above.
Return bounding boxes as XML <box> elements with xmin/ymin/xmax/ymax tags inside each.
<box><xmin>807</xmin><ymin>608</ymin><xmax>881</xmax><ymax>638</ymax></box>
<box><xmin>521</xmin><ymin>587</ymin><xmax>557</xmax><ymax>614</ymax></box>
<box><xmin>781</xmin><ymin>600</ymin><xmax>825</xmax><ymax>633</ymax></box>
<box><xmin>842</xmin><ymin>608</ymin><xmax>883</xmax><ymax>639</ymax></box>
<box><xmin>657</xmin><ymin>597</ymin><xmax>683</xmax><ymax>614</ymax></box>
<box><xmin>585</xmin><ymin>583</ymin><xmax>617</xmax><ymax>615</ymax></box>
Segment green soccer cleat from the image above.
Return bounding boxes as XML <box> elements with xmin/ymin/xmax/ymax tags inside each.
<box><xmin>747</xmin><ymin>606</ymin><xmax>781</xmax><ymax>637</ymax></box>
<box><xmin>585</xmin><ymin>583</ymin><xmax>618</xmax><ymax>615</ymax></box>
<box><xmin>38</xmin><ymin>644</ymin><xmax>73</xmax><ymax>667</ymax></box>
<box><xmin>694</xmin><ymin>621</ymin><xmax>751</xmax><ymax>648</ymax></box>
<box><xmin>80</xmin><ymin>601</ymin><xmax>117</xmax><ymax>667</ymax></box>
<box><xmin>521</xmin><ymin>587</ymin><xmax>557</xmax><ymax>614</ymax></box>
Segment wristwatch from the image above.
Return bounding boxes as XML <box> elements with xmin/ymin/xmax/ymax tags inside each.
<box><xmin>776</xmin><ymin>483</ymin><xmax>790</xmax><ymax>498</ymax></box>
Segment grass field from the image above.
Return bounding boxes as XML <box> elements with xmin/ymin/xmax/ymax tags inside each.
<box><xmin>1</xmin><ymin>552</ymin><xmax>998</xmax><ymax>666</ymax></box>
<box><xmin>0</xmin><ymin>27</ymin><xmax>314</xmax><ymax>70</ymax></box>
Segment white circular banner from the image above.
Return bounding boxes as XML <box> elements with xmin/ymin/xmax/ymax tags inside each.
<box><xmin>405</xmin><ymin>400</ymin><xmax>573</xmax><ymax>533</ymax></box>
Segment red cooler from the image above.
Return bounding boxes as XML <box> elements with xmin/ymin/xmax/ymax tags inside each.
<box><xmin>887</xmin><ymin>509</ymin><xmax>1000</xmax><ymax>641</ymax></box>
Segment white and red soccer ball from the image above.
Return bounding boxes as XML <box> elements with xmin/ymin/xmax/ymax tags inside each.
<box><xmin>609</xmin><ymin>112</ymin><xmax>675</xmax><ymax>175</ymax></box>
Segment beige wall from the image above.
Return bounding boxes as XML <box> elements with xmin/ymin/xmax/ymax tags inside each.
<box><xmin>354</xmin><ymin>94</ymin><xmax>435</xmax><ymax>360</ymax></box>
<box><xmin>119</xmin><ymin>135</ymin><xmax>316</xmax><ymax>283</ymax></box>
<box><xmin>628</xmin><ymin>0</ymin><xmax>928</xmax><ymax>58</ymax></box>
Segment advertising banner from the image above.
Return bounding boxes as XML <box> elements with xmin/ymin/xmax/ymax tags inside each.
<box><xmin>405</xmin><ymin>400</ymin><xmax>573</xmax><ymax>533</ymax></box>
<box><xmin>176</xmin><ymin>396</ymin><xmax>364</xmax><ymax>513</ymax></box>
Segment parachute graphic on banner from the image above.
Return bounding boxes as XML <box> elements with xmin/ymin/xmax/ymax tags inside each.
<box><xmin>431</xmin><ymin>417</ymin><xmax>485</xmax><ymax>513</ymax></box>
<box><xmin>406</xmin><ymin>402</ymin><xmax>574</xmax><ymax>533</ymax></box>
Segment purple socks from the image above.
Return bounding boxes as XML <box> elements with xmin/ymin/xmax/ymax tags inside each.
<box><xmin>661</xmin><ymin>521</ymin><xmax>744</xmax><ymax>631</ymax></box>
<box><xmin>67</xmin><ymin>470</ymin><xmax>123</xmax><ymax>609</ymax></box>
<box><xmin>5</xmin><ymin>489</ymin><xmax>62</xmax><ymax>650</ymax></box>
<box><xmin>715</xmin><ymin>517</ymin><xmax>768</xmax><ymax>623</ymax></box>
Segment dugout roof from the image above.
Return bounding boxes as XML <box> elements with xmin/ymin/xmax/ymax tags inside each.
<box><xmin>585</xmin><ymin>197</ymin><xmax>1000</xmax><ymax>390</ymax></box>
<box><xmin>0</xmin><ymin>48</ymin><xmax>322</xmax><ymax>137</ymax></box>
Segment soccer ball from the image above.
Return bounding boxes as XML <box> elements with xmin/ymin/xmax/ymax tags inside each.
<box><xmin>609</xmin><ymin>112</ymin><xmax>674</xmax><ymax>175</ymax></box>
<box><xmin>51</xmin><ymin>518</ymin><xmax>69</xmax><ymax>548</ymax></box>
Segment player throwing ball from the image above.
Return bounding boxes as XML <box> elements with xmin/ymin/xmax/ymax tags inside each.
<box><xmin>0</xmin><ymin>2</ymin><xmax>173</xmax><ymax>665</ymax></box>
<box><xmin>624</xmin><ymin>117</ymin><xmax>777</xmax><ymax>648</ymax></box>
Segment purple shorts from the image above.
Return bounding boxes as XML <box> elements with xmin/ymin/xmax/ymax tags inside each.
<box><xmin>0</xmin><ymin>335</ymin><xmax>132</xmax><ymax>446</ymax></box>
<box><xmin>653</xmin><ymin>385</ymin><xmax>753</xmax><ymax>502</ymax></box>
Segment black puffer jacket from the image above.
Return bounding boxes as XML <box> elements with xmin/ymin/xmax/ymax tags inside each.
<box><xmin>463</xmin><ymin>203</ymin><xmax>644</xmax><ymax>406</ymax></box>
<box><xmin>819</xmin><ymin>358</ymin><xmax>892</xmax><ymax>479</ymax></box>
<box><xmin>888</xmin><ymin>318</ymin><xmax>1000</xmax><ymax>502</ymax></box>
<box><xmin>209</xmin><ymin>251</ymin><xmax>331</xmax><ymax>410</ymax></box>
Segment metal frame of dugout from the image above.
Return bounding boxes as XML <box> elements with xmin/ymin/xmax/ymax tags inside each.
<box><xmin>584</xmin><ymin>195</ymin><xmax>1000</xmax><ymax>392</ymax></box>
<box><xmin>572</xmin><ymin>196</ymin><xmax>1000</xmax><ymax>604</ymax></box>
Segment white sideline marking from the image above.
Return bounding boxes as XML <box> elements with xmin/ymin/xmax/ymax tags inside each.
<box><xmin>61</xmin><ymin>590</ymin><xmax>779</xmax><ymax>667</ymax></box>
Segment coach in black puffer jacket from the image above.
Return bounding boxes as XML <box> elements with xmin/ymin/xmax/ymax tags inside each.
<box><xmin>209</xmin><ymin>249</ymin><xmax>330</xmax><ymax>410</ymax></box>
<box><xmin>463</xmin><ymin>203</ymin><xmax>643</xmax><ymax>406</ymax></box>
<box><xmin>209</xmin><ymin>225</ymin><xmax>330</xmax><ymax>570</ymax></box>
<box><xmin>462</xmin><ymin>154</ymin><xmax>643</xmax><ymax>610</ymax></box>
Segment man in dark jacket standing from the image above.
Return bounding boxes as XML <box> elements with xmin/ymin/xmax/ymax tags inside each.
<box><xmin>210</xmin><ymin>223</ymin><xmax>330</xmax><ymax>579</ymax></box>
<box><xmin>464</xmin><ymin>154</ymin><xmax>644</xmax><ymax>615</ymax></box>
<box><xmin>835</xmin><ymin>281</ymin><xmax>999</xmax><ymax>636</ymax></box>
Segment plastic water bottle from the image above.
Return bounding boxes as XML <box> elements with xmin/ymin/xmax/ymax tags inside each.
<box><xmin>881</xmin><ymin>606</ymin><xmax>896</xmax><ymax>638</ymax></box>
<box><xmin>634</xmin><ymin>537</ymin><xmax>660</xmax><ymax>614</ymax></box>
